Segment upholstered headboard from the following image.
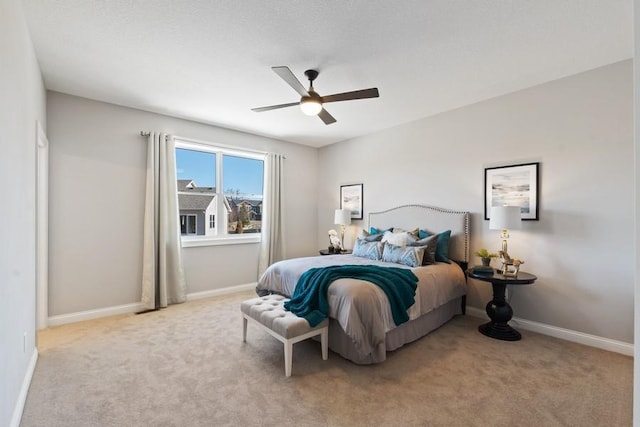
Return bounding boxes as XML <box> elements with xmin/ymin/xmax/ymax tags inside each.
<box><xmin>368</xmin><ymin>205</ymin><xmax>470</xmax><ymax>264</ymax></box>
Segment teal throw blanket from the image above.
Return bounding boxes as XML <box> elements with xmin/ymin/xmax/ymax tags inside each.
<box><xmin>283</xmin><ymin>265</ymin><xmax>418</xmax><ymax>327</ymax></box>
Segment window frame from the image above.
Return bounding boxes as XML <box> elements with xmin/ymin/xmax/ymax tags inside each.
<box><xmin>175</xmin><ymin>138</ymin><xmax>265</xmax><ymax>248</ymax></box>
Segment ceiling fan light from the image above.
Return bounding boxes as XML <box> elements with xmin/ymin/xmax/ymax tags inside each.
<box><xmin>300</xmin><ymin>98</ymin><xmax>322</xmax><ymax>116</ymax></box>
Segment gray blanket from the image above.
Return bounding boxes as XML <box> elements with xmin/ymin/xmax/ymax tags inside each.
<box><xmin>256</xmin><ymin>255</ymin><xmax>466</xmax><ymax>360</ymax></box>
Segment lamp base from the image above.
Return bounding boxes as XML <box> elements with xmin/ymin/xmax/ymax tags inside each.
<box><xmin>501</xmin><ymin>233</ymin><xmax>509</xmax><ymax>254</ymax></box>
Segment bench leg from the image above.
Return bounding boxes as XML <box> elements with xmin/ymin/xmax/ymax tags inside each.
<box><xmin>321</xmin><ymin>328</ymin><xmax>328</xmax><ymax>361</ymax></box>
<box><xmin>284</xmin><ymin>340</ymin><xmax>293</xmax><ymax>377</ymax></box>
<box><xmin>242</xmin><ymin>316</ymin><xmax>248</xmax><ymax>342</ymax></box>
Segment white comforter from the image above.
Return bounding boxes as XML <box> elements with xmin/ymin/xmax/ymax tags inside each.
<box><xmin>256</xmin><ymin>255</ymin><xmax>466</xmax><ymax>359</ymax></box>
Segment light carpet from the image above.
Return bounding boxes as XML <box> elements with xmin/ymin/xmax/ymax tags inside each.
<box><xmin>21</xmin><ymin>291</ymin><xmax>632</xmax><ymax>426</ymax></box>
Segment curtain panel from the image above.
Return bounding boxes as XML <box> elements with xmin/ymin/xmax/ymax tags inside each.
<box><xmin>258</xmin><ymin>153</ymin><xmax>286</xmax><ymax>277</ymax></box>
<box><xmin>141</xmin><ymin>132</ymin><xmax>186</xmax><ymax>310</ymax></box>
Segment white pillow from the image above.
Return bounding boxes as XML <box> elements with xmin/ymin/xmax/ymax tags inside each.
<box><xmin>381</xmin><ymin>230</ymin><xmax>415</xmax><ymax>247</ymax></box>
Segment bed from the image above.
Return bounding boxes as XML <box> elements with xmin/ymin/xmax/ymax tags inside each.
<box><xmin>256</xmin><ymin>205</ymin><xmax>470</xmax><ymax>364</ymax></box>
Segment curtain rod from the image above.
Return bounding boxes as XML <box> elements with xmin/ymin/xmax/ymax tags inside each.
<box><xmin>139</xmin><ymin>131</ymin><xmax>286</xmax><ymax>159</ymax></box>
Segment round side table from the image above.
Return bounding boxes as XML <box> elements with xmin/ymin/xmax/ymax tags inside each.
<box><xmin>468</xmin><ymin>270</ymin><xmax>537</xmax><ymax>341</ymax></box>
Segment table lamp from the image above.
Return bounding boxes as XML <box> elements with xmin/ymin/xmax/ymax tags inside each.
<box><xmin>334</xmin><ymin>209</ymin><xmax>351</xmax><ymax>250</ymax></box>
<box><xmin>489</xmin><ymin>206</ymin><xmax>521</xmax><ymax>256</ymax></box>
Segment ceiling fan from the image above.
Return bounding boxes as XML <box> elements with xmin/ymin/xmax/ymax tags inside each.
<box><xmin>251</xmin><ymin>66</ymin><xmax>379</xmax><ymax>125</ymax></box>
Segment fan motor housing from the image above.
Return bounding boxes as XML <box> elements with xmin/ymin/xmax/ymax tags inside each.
<box><xmin>304</xmin><ymin>69</ymin><xmax>319</xmax><ymax>82</ymax></box>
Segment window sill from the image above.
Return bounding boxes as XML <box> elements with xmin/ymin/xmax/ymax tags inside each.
<box><xmin>181</xmin><ymin>235</ymin><xmax>261</xmax><ymax>248</ymax></box>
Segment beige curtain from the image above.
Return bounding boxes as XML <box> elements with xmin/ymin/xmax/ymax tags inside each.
<box><xmin>141</xmin><ymin>132</ymin><xmax>186</xmax><ymax>310</ymax></box>
<box><xmin>258</xmin><ymin>153</ymin><xmax>285</xmax><ymax>277</ymax></box>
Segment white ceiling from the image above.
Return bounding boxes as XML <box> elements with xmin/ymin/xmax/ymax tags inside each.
<box><xmin>22</xmin><ymin>1</ymin><xmax>632</xmax><ymax>148</ymax></box>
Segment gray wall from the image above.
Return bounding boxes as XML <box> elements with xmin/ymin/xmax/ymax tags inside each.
<box><xmin>47</xmin><ymin>92</ymin><xmax>318</xmax><ymax>315</ymax></box>
<box><xmin>318</xmin><ymin>60</ymin><xmax>634</xmax><ymax>344</ymax></box>
<box><xmin>0</xmin><ymin>0</ymin><xmax>47</xmax><ymax>425</ymax></box>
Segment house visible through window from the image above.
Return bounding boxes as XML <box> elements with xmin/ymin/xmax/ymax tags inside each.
<box><xmin>175</xmin><ymin>140</ymin><xmax>265</xmax><ymax>242</ymax></box>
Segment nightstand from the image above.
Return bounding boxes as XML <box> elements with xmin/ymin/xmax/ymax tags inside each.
<box><xmin>318</xmin><ymin>249</ymin><xmax>352</xmax><ymax>255</ymax></box>
<box><xmin>468</xmin><ymin>270</ymin><xmax>537</xmax><ymax>341</ymax></box>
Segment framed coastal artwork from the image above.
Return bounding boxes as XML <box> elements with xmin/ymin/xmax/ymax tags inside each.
<box><xmin>484</xmin><ymin>162</ymin><xmax>539</xmax><ymax>221</ymax></box>
<box><xmin>340</xmin><ymin>184</ymin><xmax>363</xmax><ymax>220</ymax></box>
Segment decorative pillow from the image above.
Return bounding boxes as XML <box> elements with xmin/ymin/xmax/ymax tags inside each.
<box><xmin>381</xmin><ymin>230</ymin><xmax>416</xmax><ymax>247</ymax></box>
<box><xmin>435</xmin><ymin>230</ymin><xmax>452</xmax><ymax>263</ymax></box>
<box><xmin>359</xmin><ymin>229</ymin><xmax>384</xmax><ymax>242</ymax></box>
<box><xmin>382</xmin><ymin>243</ymin><xmax>425</xmax><ymax>268</ymax></box>
<box><xmin>369</xmin><ymin>226</ymin><xmax>392</xmax><ymax>236</ymax></box>
<box><xmin>352</xmin><ymin>239</ymin><xmax>384</xmax><ymax>260</ymax></box>
<box><xmin>408</xmin><ymin>234</ymin><xmax>438</xmax><ymax>265</ymax></box>
<box><xmin>418</xmin><ymin>229</ymin><xmax>431</xmax><ymax>239</ymax></box>
<box><xmin>392</xmin><ymin>227</ymin><xmax>420</xmax><ymax>238</ymax></box>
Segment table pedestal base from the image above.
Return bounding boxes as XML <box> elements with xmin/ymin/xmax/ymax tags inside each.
<box><xmin>478</xmin><ymin>321</ymin><xmax>521</xmax><ymax>341</ymax></box>
<box><xmin>480</xmin><ymin>283</ymin><xmax>521</xmax><ymax>341</ymax></box>
<box><xmin>468</xmin><ymin>270</ymin><xmax>536</xmax><ymax>342</ymax></box>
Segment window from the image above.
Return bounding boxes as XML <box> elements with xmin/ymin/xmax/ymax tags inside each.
<box><xmin>175</xmin><ymin>139</ymin><xmax>265</xmax><ymax>246</ymax></box>
<box><xmin>180</xmin><ymin>215</ymin><xmax>197</xmax><ymax>235</ymax></box>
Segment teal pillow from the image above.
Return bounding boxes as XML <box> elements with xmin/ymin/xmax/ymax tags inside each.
<box><xmin>418</xmin><ymin>229</ymin><xmax>432</xmax><ymax>239</ymax></box>
<box><xmin>370</xmin><ymin>226</ymin><xmax>392</xmax><ymax>235</ymax></box>
<box><xmin>435</xmin><ymin>230</ymin><xmax>451</xmax><ymax>263</ymax></box>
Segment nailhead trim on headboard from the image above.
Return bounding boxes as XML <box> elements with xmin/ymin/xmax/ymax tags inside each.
<box><xmin>368</xmin><ymin>204</ymin><xmax>470</xmax><ymax>264</ymax></box>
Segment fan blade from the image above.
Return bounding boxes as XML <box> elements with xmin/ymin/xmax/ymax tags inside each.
<box><xmin>272</xmin><ymin>66</ymin><xmax>309</xmax><ymax>97</ymax></box>
<box><xmin>322</xmin><ymin>88</ymin><xmax>379</xmax><ymax>104</ymax></box>
<box><xmin>251</xmin><ymin>102</ymin><xmax>299</xmax><ymax>112</ymax></box>
<box><xmin>318</xmin><ymin>108</ymin><xmax>337</xmax><ymax>125</ymax></box>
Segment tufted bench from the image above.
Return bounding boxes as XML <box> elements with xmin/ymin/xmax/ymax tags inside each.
<box><xmin>241</xmin><ymin>294</ymin><xmax>328</xmax><ymax>377</ymax></box>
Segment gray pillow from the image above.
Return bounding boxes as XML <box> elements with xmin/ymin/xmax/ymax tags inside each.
<box><xmin>359</xmin><ymin>229</ymin><xmax>384</xmax><ymax>242</ymax></box>
<box><xmin>408</xmin><ymin>234</ymin><xmax>438</xmax><ymax>265</ymax></box>
<box><xmin>382</xmin><ymin>243</ymin><xmax>425</xmax><ymax>268</ymax></box>
<box><xmin>352</xmin><ymin>238</ymin><xmax>384</xmax><ymax>260</ymax></box>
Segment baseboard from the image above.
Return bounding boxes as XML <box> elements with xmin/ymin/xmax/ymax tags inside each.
<box><xmin>186</xmin><ymin>283</ymin><xmax>256</xmax><ymax>301</ymax></box>
<box><xmin>10</xmin><ymin>348</ymin><xmax>38</xmax><ymax>427</ymax></box>
<box><xmin>47</xmin><ymin>283</ymin><xmax>257</xmax><ymax>327</ymax></box>
<box><xmin>48</xmin><ymin>302</ymin><xmax>144</xmax><ymax>327</ymax></box>
<box><xmin>466</xmin><ymin>306</ymin><xmax>633</xmax><ymax>356</ymax></box>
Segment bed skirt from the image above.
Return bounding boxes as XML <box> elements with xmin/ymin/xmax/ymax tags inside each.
<box><xmin>325</xmin><ymin>297</ymin><xmax>463</xmax><ymax>364</ymax></box>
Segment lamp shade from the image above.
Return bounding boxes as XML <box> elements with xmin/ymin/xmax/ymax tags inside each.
<box><xmin>334</xmin><ymin>209</ymin><xmax>351</xmax><ymax>226</ymax></box>
<box><xmin>489</xmin><ymin>206</ymin><xmax>521</xmax><ymax>230</ymax></box>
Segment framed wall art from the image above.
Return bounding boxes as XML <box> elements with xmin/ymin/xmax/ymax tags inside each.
<box><xmin>340</xmin><ymin>184</ymin><xmax>363</xmax><ymax>220</ymax></box>
<box><xmin>484</xmin><ymin>162</ymin><xmax>539</xmax><ymax>220</ymax></box>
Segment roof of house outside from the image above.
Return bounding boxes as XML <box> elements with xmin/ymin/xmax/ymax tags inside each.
<box><xmin>178</xmin><ymin>180</ymin><xmax>246</xmax><ymax>212</ymax></box>
<box><xmin>178</xmin><ymin>194</ymin><xmax>215</xmax><ymax>211</ymax></box>
<box><xmin>177</xmin><ymin>179</ymin><xmax>215</xmax><ymax>194</ymax></box>
<box><xmin>177</xmin><ymin>179</ymin><xmax>194</xmax><ymax>191</ymax></box>
<box><xmin>229</xmin><ymin>199</ymin><xmax>262</xmax><ymax>208</ymax></box>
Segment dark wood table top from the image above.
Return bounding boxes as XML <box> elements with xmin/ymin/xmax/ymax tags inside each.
<box><xmin>468</xmin><ymin>269</ymin><xmax>537</xmax><ymax>285</ymax></box>
<box><xmin>318</xmin><ymin>249</ymin><xmax>352</xmax><ymax>255</ymax></box>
